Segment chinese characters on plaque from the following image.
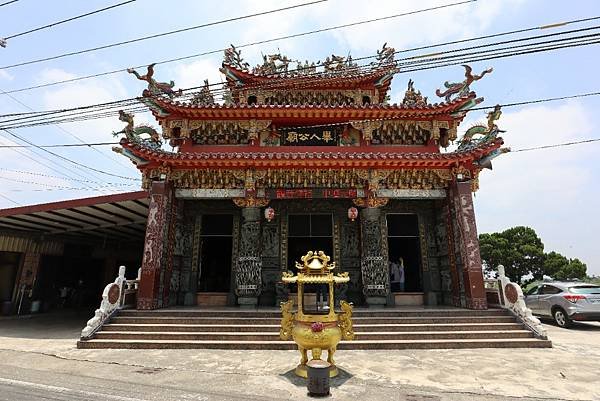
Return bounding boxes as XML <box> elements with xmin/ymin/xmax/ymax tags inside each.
<box><xmin>282</xmin><ymin>126</ymin><xmax>343</xmax><ymax>146</ymax></box>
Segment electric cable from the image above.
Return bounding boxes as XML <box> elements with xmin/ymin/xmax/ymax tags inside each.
<box><xmin>2</xmin><ymin>0</ymin><xmax>135</xmax><ymax>41</ymax></box>
<box><xmin>0</xmin><ymin>0</ymin><xmax>328</xmax><ymax>67</ymax></box>
<box><xmin>0</xmin><ymin>0</ymin><xmax>477</xmax><ymax>90</ymax></box>
<box><xmin>1</xmin><ymin>129</ymin><xmax>141</xmax><ymax>181</ymax></box>
<box><xmin>2</xmin><ymin>32</ymin><xmax>598</xmax><ymax>130</ymax></box>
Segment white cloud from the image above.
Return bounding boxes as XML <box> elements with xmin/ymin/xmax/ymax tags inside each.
<box><xmin>36</xmin><ymin>68</ymin><xmax>77</xmax><ymax>85</ymax></box>
<box><xmin>0</xmin><ymin>70</ymin><xmax>14</xmax><ymax>81</ymax></box>
<box><xmin>173</xmin><ymin>58</ymin><xmax>224</xmax><ymax>91</ymax></box>
<box><xmin>473</xmin><ymin>102</ymin><xmax>600</xmax><ymax>274</ymax></box>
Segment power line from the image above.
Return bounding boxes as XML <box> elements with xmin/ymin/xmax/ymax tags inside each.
<box><xmin>512</xmin><ymin>138</ymin><xmax>600</xmax><ymax>152</ymax></box>
<box><xmin>0</xmin><ymin>129</ymin><xmax>114</xmax><ymax>188</ymax></box>
<box><xmin>1</xmin><ymin>0</ymin><xmax>135</xmax><ymax>43</ymax></box>
<box><xmin>1</xmin><ymin>14</ymin><xmax>598</xmax><ymax>119</ymax></box>
<box><xmin>0</xmin><ymin>0</ymin><xmax>328</xmax><ymax>68</ymax></box>
<box><xmin>471</xmin><ymin>92</ymin><xmax>600</xmax><ymax>110</ymax></box>
<box><xmin>1</xmin><ymin>129</ymin><xmax>141</xmax><ymax>181</ymax></box>
<box><xmin>0</xmin><ymin>175</ymin><xmax>137</xmax><ymax>189</ymax></box>
<box><xmin>0</xmin><ymin>142</ymin><xmax>117</xmax><ymax>148</ymax></box>
<box><xmin>0</xmin><ymin>0</ymin><xmax>477</xmax><ymax>91</ymax></box>
<box><xmin>0</xmin><ymin>87</ymin><xmax>137</xmax><ymax>171</ymax></box>
<box><xmin>1</xmin><ymin>89</ymin><xmax>599</xmax><ymax>148</ymax></box>
<box><xmin>2</xmin><ymin>33</ymin><xmax>599</xmax><ymax>131</ymax></box>
<box><xmin>0</xmin><ymin>167</ymin><xmax>132</xmax><ymax>184</ymax></box>
<box><xmin>0</xmin><ymin>193</ymin><xmax>20</xmax><ymax>206</ymax></box>
<box><xmin>0</xmin><ymin>0</ymin><xmax>18</xmax><ymax>7</ymax></box>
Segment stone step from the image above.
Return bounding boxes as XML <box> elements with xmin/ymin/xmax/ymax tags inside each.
<box><xmin>109</xmin><ymin>316</ymin><xmax>517</xmax><ymax>325</ymax></box>
<box><xmin>117</xmin><ymin>309</ymin><xmax>510</xmax><ymax>318</ymax></box>
<box><xmin>77</xmin><ymin>338</ymin><xmax>552</xmax><ymax>350</ymax></box>
<box><xmin>93</xmin><ymin>330</ymin><xmax>534</xmax><ymax>341</ymax></box>
<box><xmin>102</xmin><ymin>322</ymin><xmax>525</xmax><ymax>333</ymax></box>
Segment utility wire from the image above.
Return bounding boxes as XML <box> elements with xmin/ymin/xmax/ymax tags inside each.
<box><xmin>1</xmin><ymin>129</ymin><xmax>141</xmax><ymax>181</ymax></box>
<box><xmin>2</xmin><ymin>33</ymin><xmax>599</xmax><ymax>130</ymax></box>
<box><xmin>0</xmin><ymin>0</ymin><xmax>18</xmax><ymax>7</ymax></box>
<box><xmin>0</xmin><ymin>0</ymin><xmax>328</xmax><ymax>68</ymax></box>
<box><xmin>0</xmin><ymin>87</ymin><xmax>137</xmax><ymax>171</ymax></box>
<box><xmin>2</xmin><ymin>0</ymin><xmax>135</xmax><ymax>41</ymax></box>
<box><xmin>0</xmin><ymin>89</ymin><xmax>599</xmax><ymax>148</ymax></box>
<box><xmin>0</xmin><ymin>142</ymin><xmax>117</xmax><ymax>148</ymax></box>
<box><xmin>0</xmin><ymin>0</ymin><xmax>477</xmax><ymax>90</ymax></box>
<box><xmin>0</xmin><ymin>135</ymin><xmax>107</xmax><ymax>188</ymax></box>
<box><xmin>0</xmin><ymin>193</ymin><xmax>20</xmax><ymax>206</ymax></box>
<box><xmin>512</xmin><ymin>138</ymin><xmax>600</xmax><ymax>152</ymax></box>
<box><xmin>0</xmin><ymin>167</ymin><xmax>132</xmax><ymax>184</ymax></box>
<box><xmin>2</xmin><ymin>18</ymin><xmax>600</xmax><ymax>121</ymax></box>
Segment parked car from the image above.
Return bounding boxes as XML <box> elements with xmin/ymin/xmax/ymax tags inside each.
<box><xmin>524</xmin><ymin>282</ymin><xmax>600</xmax><ymax>328</ymax></box>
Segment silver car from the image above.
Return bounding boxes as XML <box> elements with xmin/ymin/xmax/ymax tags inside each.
<box><xmin>524</xmin><ymin>282</ymin><xmax>600</xmax><ymax>328</ymax></box>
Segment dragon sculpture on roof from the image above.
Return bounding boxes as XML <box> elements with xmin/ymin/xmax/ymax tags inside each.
<box><xmin>436</xmin><ymin>65</ymin><xmax>493</xmax><ymax>102</ymax></box>
<box><xmin>457</xmin><ymin>104</ymin><xmax>510</xmax><ymax>169</ymax></box>
<box><xmin>127</xmin><ymin>63</ymin><xmax>182</xmax><ymax>98</ymax></box>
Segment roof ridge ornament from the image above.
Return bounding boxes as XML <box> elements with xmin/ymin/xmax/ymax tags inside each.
<box><xmin>436</xmin><ymin>64</ymin><xmax>493</xmax><ymax>102</ymax></box>
<box><xmin>223</xmin><ymin>44</ymin><xmax>250</xmax><ymax>71</ymax></box>
<box><xmin>127</xmin><ymin>63</ymin><xmax>182</xmax><ymax>98</ymax></box>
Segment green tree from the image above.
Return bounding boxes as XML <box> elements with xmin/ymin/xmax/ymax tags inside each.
<box><xmin>479</xmin><ymin>226</ymin><xmax>545</xmax><ymax>285</ymax></box>
<box><xmin>544</xmin><ymin>251</ymin><xmax>587</xmax><ymax>280</ymax></box>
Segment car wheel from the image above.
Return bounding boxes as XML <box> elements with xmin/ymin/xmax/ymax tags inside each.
<box><xmin>553</xmin><ymin>308</ymin><xmax>572</xmax><ymax>328</ymax></box>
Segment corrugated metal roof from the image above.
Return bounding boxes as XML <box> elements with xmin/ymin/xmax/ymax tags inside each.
<box><xmin>0</xmin><ymin>191</ymin><xmax>148</xmax><ymax>243</ymax></box>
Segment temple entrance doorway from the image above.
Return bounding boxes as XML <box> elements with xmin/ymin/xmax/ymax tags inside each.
<box><xmin>198</xmin><ymin>214</ymin><xmax>233</xmax><ymax>305</ymax></box>
<box><xmin>386</xmin><ymin>213</ymin><xmax>423</xmax><ymax>305</ymax></box>
<box><xmin>287</xmin><ymin>214</ymin><xmax>333</xmax><ymax>307</ymax></box>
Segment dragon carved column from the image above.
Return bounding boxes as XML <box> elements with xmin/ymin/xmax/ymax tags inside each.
<box><xmin>232</xmin><ymin>169</ymin><xmax>268</xmax><ymax>307</ymax></box>
<box><xmin>448</xmin><ymin>179</ymin><xmax>487</xmax><ymax>310</ymax></box>
<box><xmin>354</xmin><ymin>169</ymin><xmax>391</xmax><ymax>307</ymax></box>
<box><xmin>137</xmin><ymin>180</ymin><xmax>177</xmax><ymax>310</ymax></box>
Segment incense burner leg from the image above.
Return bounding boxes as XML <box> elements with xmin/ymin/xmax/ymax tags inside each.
<box><xmin>299</xmin><ymin>346</ymin><xmax>308</xmax><ymax>365</ymax></box>
<box><xmin>327</xmin><ymin>346</ymin><xmax>336</xmax><ymax>365</ymax></box>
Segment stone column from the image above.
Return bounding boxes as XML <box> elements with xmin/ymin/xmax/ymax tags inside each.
<box><xmin>360</xmin><ymin>207</ymin><xmax>389</xmax><ymax>307</ymax></box>
<box><xmin>137</xmin><ymin>181</ymin><xmax>177</xmax><ymax>310</ymax></box>
<box><xmin>235</xmin><ymin>207</ymin><xmax>262</xmax><ymax>307</ymax></box>
<box><xmin>449</xmin><ymin>180</ymin><xmax>487</xmax><ymax>310</ymax></box>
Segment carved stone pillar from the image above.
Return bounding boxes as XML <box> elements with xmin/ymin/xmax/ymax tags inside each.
<box><xmin>448</xmin><ymin>180</ymin><xmax>487</xmax><ymax>310</ymax></box>
<box><xmin>137</xmin><ymin>181</ymin><xmax>177</xmax><ymax>310</ymax></box>
<box><xmin>359</xmin><ymin>207</ymin><xmax>389</xmax><ymax>307</ymax></box>
<box><xmin>235</xmin><ymin>207</ymin><xmax>262</xmax><ymax>307</ymax></box>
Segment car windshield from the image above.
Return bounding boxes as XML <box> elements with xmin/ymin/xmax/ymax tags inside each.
<box><xmin>568</xmin><ymin>286</ymin><xmax>600</xmax><ymax>294</ymax></box>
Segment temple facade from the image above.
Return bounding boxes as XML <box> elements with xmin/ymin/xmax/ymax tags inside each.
<box><xmin>115</xmin><ymin>44</ymin><xmax>508</xmax><ymax>310</ymax></box>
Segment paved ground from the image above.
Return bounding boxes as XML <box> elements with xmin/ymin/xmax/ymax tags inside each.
<box><xmin>0</xmin><ymin>310</ymin><xmax>599</xmax><ymax>401</ymax></box>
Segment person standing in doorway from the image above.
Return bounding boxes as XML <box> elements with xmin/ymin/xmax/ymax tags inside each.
<box><xmin>390</xmin><ymin>259</ymin><xmax>400</xmax><ymax>292</ymax></box>
<box><xmin>398</xmin><ymin>257</ymin><xmax>405</xmax><ymax>292</ymax></box>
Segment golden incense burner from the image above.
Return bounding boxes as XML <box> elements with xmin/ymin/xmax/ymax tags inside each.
<box><xmin>280</xmin><ymin>250</ymin><xmax>355</xmax><ymax>378</ymax></box>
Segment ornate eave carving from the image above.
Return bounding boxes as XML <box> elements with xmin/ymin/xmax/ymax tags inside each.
<box><xmin>350</xmin><ymin>120</ymin><xmax>383</xmax><ymax>142</ymax></box>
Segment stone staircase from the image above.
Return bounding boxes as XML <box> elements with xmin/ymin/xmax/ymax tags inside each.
<box><xmin>77</xmin><ymin>308</ymin><xmax>552</xmax><ymax>349</ymax></box>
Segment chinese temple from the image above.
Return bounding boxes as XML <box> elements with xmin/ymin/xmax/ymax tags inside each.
<box><xmin>114</xmin><ymin>44</ymin><xmax>508</xmax><ymax>310</ymax></box>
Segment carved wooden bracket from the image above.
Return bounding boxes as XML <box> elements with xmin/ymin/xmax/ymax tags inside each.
<box><xmin>350</xmin><ymin>120</ymin><xmax>383</xmax><ymax>142</ymax></box>
<box><xmin>233</xmin><ymin>197</ymin><xmax>270</xmax><ymax>208</ymax></box>
<box><xmin>353</xmin><ymin>197</ymin><xmax>389</xmax><ymax>208</ymax></box>
<box><xmin>239</xmin><ymin>120</ymin><xmax>272</xmax><ymax>141</ymax></box>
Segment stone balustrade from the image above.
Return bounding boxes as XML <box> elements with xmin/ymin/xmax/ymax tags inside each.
<box><xmin>80</xmin><ymin>266</ymin><xmax>141</xmax><ymax>339</ymax></box>
<box><xmin>494</xmin><ymin>265</ymin><xmax>548</xmax><ymax>340</ymax></box>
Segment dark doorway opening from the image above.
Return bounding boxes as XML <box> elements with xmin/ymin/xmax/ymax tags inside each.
<box><xmin>287</xmin><ymin>214</ymin><xmax>333</xmax><ymax>269</ymax></box>
<box><xmin>386</xmin><ymin>214</ymin><xmax>422</xmax><ymax>292</ymax></box>
<box><xmin>287</xmin><ymin>214</ymin><xmax>333</xmax><ymax>301</ymax></box>
<box><xmin>198</xmin><ymin>214</ymin><xmax>233</xmax><ymax>292</ymax></box>
<box><xmin>0</xmin><ymin>252</ymin><xmax>21</xmax><ymax>310</ymax></box>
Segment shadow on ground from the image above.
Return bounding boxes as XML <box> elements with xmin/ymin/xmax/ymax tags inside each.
<box><xmin>280</xmin><ymin>367</ymin><xmax>353</xmax><ymax>387</ymax></box>
<box><xmin>0</xmin><ymin>309</ymin><xmax>91</xmax><ymax>340</ymax></box>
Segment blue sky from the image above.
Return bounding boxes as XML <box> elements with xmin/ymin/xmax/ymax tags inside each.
<box><xmin>0</xmin><ymin>0</ymin><xmax>599</xmax><ymax>274</ymax></box>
